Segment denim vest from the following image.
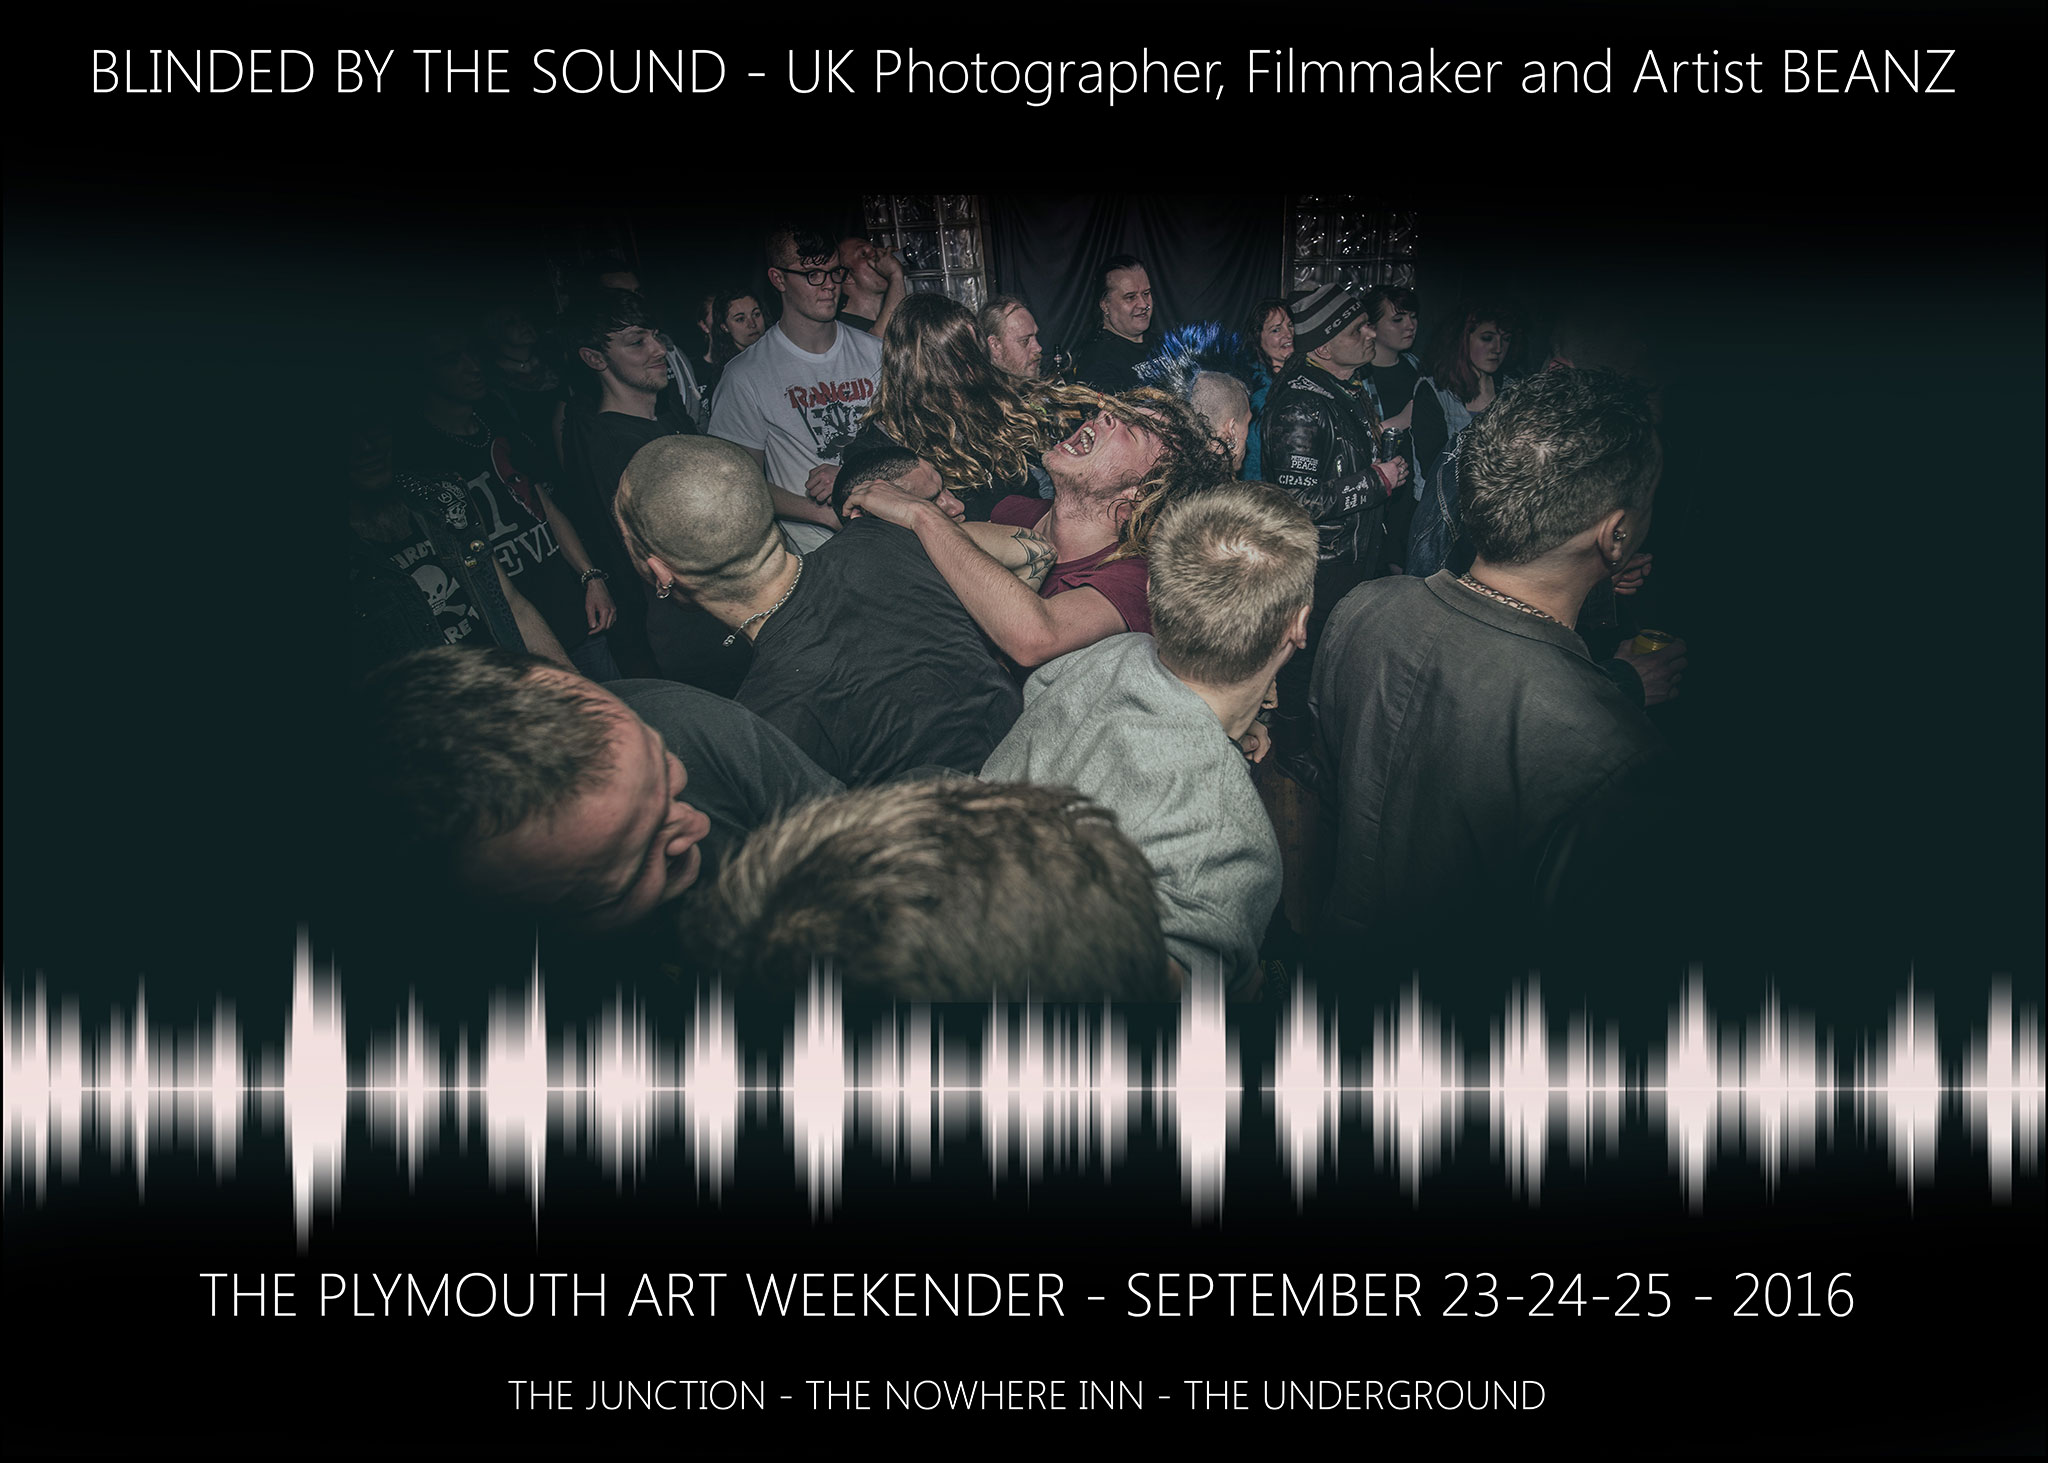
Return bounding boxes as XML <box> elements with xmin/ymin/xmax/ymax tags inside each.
<box><xmin>1405</xmin><ymin>429</ymin><xmax>1466</xmax><ymax>580</ymax></box>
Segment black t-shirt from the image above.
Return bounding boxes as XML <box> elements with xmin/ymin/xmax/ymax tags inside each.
<box><xmin>393</xmin><ymin>406</ymin><xmax>591</xmax><ymax>650</ymax></box>
<box><xmin>1069</xmin><ymin>330</ymin><xmax>1151</xmax><ymax>392</ymax></box>
<box><xmin>1367</xmin><ymin>361</ymin><xmax>1422</xmax><ymax>567</ymax></box>
<box><xmin>486</xmin><ymin>371</ymin><xmax>568</xmax><ymax>476</ymax></box>
<box><xmin>838</xmin><ymin>418</ymin><xmax>1032</xmax><ymax>523</ymax></box>
<box><xmin>612</xmin><ymin>679</ymin><xmax>844</xmax><ymax>889</ymax></box>
<box><xmin>1365</xmin><ymin>358</ymin><xmax>1420</xmax><ymax>423</ymax></box>
<box><xmin>561</xmin><ymin>402</ymin><xmax>695</xmax><ymax>533</ymax></box>
<box><xmin>733</xmin><ymin>517</ymin><xmax>1023</xmax><ymax>784</ymax></box>
<box><xmin>561</xmin><ymin>404</ymin><xmax>749</xmax><ymax>693</ymax></box>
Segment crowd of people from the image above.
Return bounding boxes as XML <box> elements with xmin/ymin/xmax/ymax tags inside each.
<box><xmin>347</xmin><ymin>216</ymin><xmax>1693</xmax><ymax>1000</ymax></box>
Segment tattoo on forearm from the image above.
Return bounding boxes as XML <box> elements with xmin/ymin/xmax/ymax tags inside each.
<box><xmin>1011</xmin><ymin>528</ymin><xmax>1056</xmax><ymax>589</ymax></box>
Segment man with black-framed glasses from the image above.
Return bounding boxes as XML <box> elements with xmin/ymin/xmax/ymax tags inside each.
<box><xmin>705</xmin><ymin>222</ymin><xmax>882</xmax><ymax>551</ymax></box>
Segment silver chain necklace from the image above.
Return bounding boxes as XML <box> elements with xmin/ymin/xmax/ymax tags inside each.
<box><xmin>724</xmin><ymin>555</ymin><xmax>805</xmax><ymax>646</ymax></box>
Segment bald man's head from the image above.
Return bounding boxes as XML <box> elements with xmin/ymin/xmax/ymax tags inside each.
<box><xmin>616</xmin><ymin>435</ymin><xmax>782</xmax><ymax>597</ymax></box>
<box><xmin>1190</xmin><ymin>370</ymin><xmax>1254</xmax><ymax>474</ymax></box>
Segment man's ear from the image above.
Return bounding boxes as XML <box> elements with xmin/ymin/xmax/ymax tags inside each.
<box><xmin>1288</xmin><ymin>602</ymin><xmax>1312</xmax><ymax>649</ymax></box>
<box><xmin>1595</xmin><ymin>507</ymin><xmax>1630</xmax><ymax>567</ymax></box>
<box><xmin>578</xmin><ymin>345</ymin><xmax>607</xmax><ymax>374</ymax></box>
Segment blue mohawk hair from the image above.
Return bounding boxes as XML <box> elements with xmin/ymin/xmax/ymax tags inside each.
<box><xmin>1134</xmin><ymin>321</ymin><xmax>1256</xmax><ymax>402</ymax></box>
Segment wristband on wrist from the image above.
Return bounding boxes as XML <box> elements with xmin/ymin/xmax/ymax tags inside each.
<box><xmin>580</xmin><ymin>568</ymin><xmax>610</xmax><ymax>585</ymax></box>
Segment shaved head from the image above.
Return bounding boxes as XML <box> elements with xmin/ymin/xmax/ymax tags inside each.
<box><xmin>616</xmin><ymin>435</ymin><xmax>781</xmax><ymax>595</ymax></box>
<box><xmin>1190</xmin><ymin>371</ymin><xmax>1251</xmax><ymax>432</ymax></box>
<box><xmin>1190</xmin><ymin>371</ymin><xmax>1254</xmax><ymax>473</ymax></box>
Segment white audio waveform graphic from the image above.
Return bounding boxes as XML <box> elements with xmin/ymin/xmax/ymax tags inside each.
<box><xmin>1651</xmin><ymin>972</ymin><xmax>1834</xmax><ymax>1212</ymax></box>
<box><xmin>1371</xmin><ymin>983</ymin><xmax>1463</xmax><ymax>1200</ymax></box>
<box><xmin>1269</xmin><ymin>983</ymin><xmax>1340</xmax><ymax>1203</ymax></box>
<box><xmin>1164</xmin><ymin>977</ymin><xmax>1237</xmax><ymax>1217</ymax></box>
<box><xmin>978</xmin><ymin>1001</ymin><xmax>1132</xmax><ymax>1188</ymax></box>
<box><xmin>786</xmin><ymin>975</ymin><xmax>846</xmax><ymax>1216</ymax></box>
<box><xmin>1489</xmin><ymin>982</ymin><xmax>1623</xmax><ymax>1202</ymax></box>
<box><xmin>5</xmin><ymin>942</ymin><xmax>2043</xmax><ymax>1234</ymax></box>
<box><xmin>681</xmin><ymin>984</ymin><xmax>740</xmax><ymax>1198</ymax></box>
<box><xmin>1967</xmin><ymin>985</ymin><xmax>2045</xmax><ymax>1199</ymax></box>
<box><xmin>285</xmin><ymin>935</ymin><xmax>347</xmax><ymax>1243</ymax></box>
<box><xmin>1861</xmin><ymin>980</ymin><xmax>1942</xmax><ymax>1200</ymax></box>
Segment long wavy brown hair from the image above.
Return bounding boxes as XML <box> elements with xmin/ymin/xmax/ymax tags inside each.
<box><xmin>867</xmin><ymin>293</ymin><xmax>1050</xmax><ymax>496</ymax></box>
<box><xmin>1021</xmin><ymin>381</ymin><xmax>1236</xmax><ymax>565</ymax></box>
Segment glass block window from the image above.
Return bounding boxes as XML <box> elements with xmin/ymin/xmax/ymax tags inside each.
<box><xmin>863</xmin><ymin>194</ymin><xmax>987</xmax><ymax>313</ymax></box>
<box><xmin>1284</xmin><ymin>198</ymin><xmax>1419</xmax><ymax>293</ymax></box>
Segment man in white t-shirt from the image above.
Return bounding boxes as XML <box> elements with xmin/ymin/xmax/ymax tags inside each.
<box><xmin>706</xmin><ymin>223</ymin><xmax>880</xmax><ymax>552</ymax></box>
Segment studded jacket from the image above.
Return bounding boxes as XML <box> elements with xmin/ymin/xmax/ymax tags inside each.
<box><xmin>1259</xmin><ymin>360</ymin><xmax>1390</xmax><ymax>567</ymax></box>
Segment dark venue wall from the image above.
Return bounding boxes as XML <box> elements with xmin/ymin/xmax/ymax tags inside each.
<box><xmin>5</xmin><ymin>5</ymin><xmax>2044</xmax><ymax>1458</ymax></box>
<box><xmin>986</xmin><ymin>194</ymin><xmax>1285</xmax><ymax>351</ymax></box>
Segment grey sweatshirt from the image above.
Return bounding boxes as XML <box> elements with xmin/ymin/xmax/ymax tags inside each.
<box><xmin>982</xmin><ymin>633</ymin><xmax>1280</xmax><ymax>993</ymax></box>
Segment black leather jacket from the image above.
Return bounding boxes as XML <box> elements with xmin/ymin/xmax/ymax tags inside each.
<box><xmin>1259</xmin><ymin>360</ymin><xmax>1389</xmax><ymax>566</ymax></box>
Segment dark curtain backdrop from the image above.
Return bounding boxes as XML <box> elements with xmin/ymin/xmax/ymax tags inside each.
<box><xmin>986</xmin><ymin>195</ymin><xmax>1285</xmax><ymax>359</ymax></box>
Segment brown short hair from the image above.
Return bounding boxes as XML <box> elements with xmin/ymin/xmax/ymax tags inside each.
<box><xmin>689</xmin><ymin>780</ymin><xmax>1170</xmax><ymax>1001</ymax></box>
<box><xmin>352</xmin><ymin>647</ymin><xmax>615</xmax><ymax>880</ymax></box>
<box><xmin>1146</xmin><ymin>483</ymin><xmax>1316</xmax><ymax>685</ymax></box>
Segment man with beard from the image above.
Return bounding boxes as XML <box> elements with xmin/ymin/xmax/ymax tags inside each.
<box><xmin>840</xmin><ymin>387</ymin><xmax>1230</xmax><ymax>669</ymax></box>
<box><xmin>980</xmin><ymin>294</ymin><xmax>1045</xmax><ymax>380</ymax></box>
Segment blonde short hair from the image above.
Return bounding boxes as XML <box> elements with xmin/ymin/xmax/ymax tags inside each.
<box><xmin>1146</xmin><ymin>482</ymin><xmax>1316</xmax><ymax>685</ymax></box>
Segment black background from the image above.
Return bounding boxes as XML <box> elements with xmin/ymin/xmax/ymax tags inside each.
<box><xmin>6</xmin><ymin>4</ymin><xmax>2043</xmax><ymax>1455</ymax></box>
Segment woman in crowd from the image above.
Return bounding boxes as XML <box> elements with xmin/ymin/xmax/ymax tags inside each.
<box><xmin>1411</xmin><ymin>301</ymin><xmax>1519</xmax><ymax>488</ymax></box>
<box><xmin>1240</xmin><ymin>296</ymin><xmax>1292</xmax><ymax>483</ymax></box>
<box><xmin>843</xmin><ymin>292</ymin><xmax>1051</xmax><ymax>520</ymax></box>
<box><xmin>1360</xmin><ymin>286</ymin><xmax>1422</xmax><ymax>430</ymax></box>
<box><xmin>701</xmin><ymin>288</ymin><xmax>767</xmax><ymax>399</ymax></box>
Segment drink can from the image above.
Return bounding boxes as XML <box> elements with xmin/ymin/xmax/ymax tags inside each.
<box><xmin>1632</xmin><ymin>628</ymin><xmax>1675</xmax><ymax>654</ymax></box>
